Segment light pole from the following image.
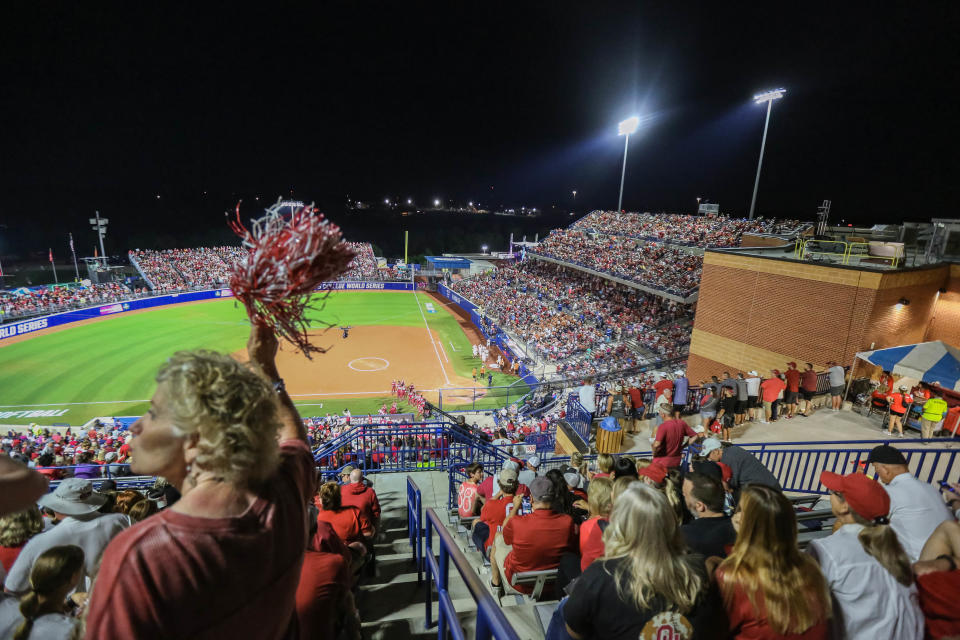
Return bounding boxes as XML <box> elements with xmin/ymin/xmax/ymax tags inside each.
<box><xmin>617</xmin><ymin>116</ymin><xmax>640</xmax><ymax>212</ymax></box>
<box><xmin>748</xmin><ymin>88</ymin><xmax>785</xmax><ymax>220</ymax></box>
<box><xmin>696</xmin><ymin>196</ymin><xmax>701</xmax><ymax>214</ymax></box>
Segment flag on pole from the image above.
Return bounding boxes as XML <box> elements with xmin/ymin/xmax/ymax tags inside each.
<box><xmin>69</xmin><ymin>234</ymin><xmax>75</xmax><ymax>252</ymax></box>
<box><xmin>49</xmin><ymin>248</ymin><xmax>54</xmax><ymax>263</ymax></box>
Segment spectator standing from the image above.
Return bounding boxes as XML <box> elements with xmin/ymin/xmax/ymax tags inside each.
<box><xmin>886</xmin><ymin>386</ymin><xmax>913</xmax><ymax>438</ymax></box>
<box><xmin>673</xmin><ymin>371</ymin><xmax>689</xmax><ymax>415</ymax></box>
<box><xmin>721</xmin><ymin>371</ymin><xmax>738</xmax><ymax>395</ymax></box>
<box><xmin>489</xmin><ymin>477</ymin><xmax>577</xmax><ymax>596</ymax></box>
<box><xmin>800</xmin><ymin>363</ymin><xmax>818</xmax><ymax>417</ymax></box>
<box><xmin>744</xmin><ymin>371</ymin><xmax>761</xmax><ymax>422</ymax></box>
<box><xmin>759</xmin><ymin>370</ymin><xmax>786</xmax><ymax>424</ymax></box>
<box><xmin>868</xmin><ymin>444</ymin><xmax>953</xmax><ymax>561</ymax></box>
<box><xmin>784</xmin><ymin>362</ymin><xmax>801</xmax><ymax>419</ymax></box>
<box><xmin>627</xmin><ymin>380</ymin><xmax>645</xmax><ymax>434</ymax></box>
<box><xmin>654</xmin><ymin>387</ymin><xmax>673</xmax><ymax>429</ymax></box>
<box><xmin>5</xmin><ymin>479</ymin><xmax>127</xmax><ymax>594</ymax></box>
<box><xmin>921</xmin><ymin>392</ymin><xmax>949</xmax><ymax>439</ymax></box>
<box><xmin>606</xmin><ymin>386</ymin><xmax>630</xmax><ymax>431</ymax></box>
<box><xmin>808</xmin><ymin>471</ymin><xmax>923</xmax><ymax>640</ymax></box>
<box><xmin>716</xmin><ymin>386</ymin><xmax>737</xmax><ymax>441</ymax></box>
<box><xmin>681</xmin><ymin>471</ymin><xmax>736</xmax><ymax>558</ymax></box>
<box><xmin>699</xmin><ymin>388</ymin><xmax>718</xmax><ymax>433</ymax></box>
<box><xmin>827</xmin><ymin>361</ymin><xmax>846</xmax><ymax>411</ymax></box>
<box><xmin>652</xmin><ymin>373</ymin><xmax>674</xmax><ymax>400</ymax></box>
<box><xmin>734</xmin><ymin>373</ymin><xmax>749</xmax><ymax>426</ymax></box>
<box><xmin>577</xmin><ymin>379</ymin><xmax>597</xmax><ymax>421</ymax></box>
<box><xmin>716</xmin><ymin>485</ymin><xmax>831</xmax><ymax>639</ymax></box>
<box><xmin>652</xmin><ymin>415</ymin><xmax>701</xmax><ymax>469</ymax></box>
<box><xmin>84</xmin><ymin>325</ymin><xmax>317</xmax><ymax>639</ymax></box>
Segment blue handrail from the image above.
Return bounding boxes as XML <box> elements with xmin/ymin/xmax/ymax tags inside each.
<box><xmin>424</xmin><ymin>507</ymin><xmax>521</xmax><ymax>640</ymax></box>
<box><xmin>407</xmin><ymin>476</ymin><xmax>424</xmax><ymax>585</ymax></box>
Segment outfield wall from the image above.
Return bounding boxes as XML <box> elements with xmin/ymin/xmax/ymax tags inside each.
<box><xmin>0</xmin><ymin>282</ymin><xmax>417</xmax><ymax>343</ymax></box>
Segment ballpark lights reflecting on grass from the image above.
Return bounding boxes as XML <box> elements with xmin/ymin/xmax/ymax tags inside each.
<box><xmin>616</xmin><ymin>116</ymin><xmax>641</xmax><ymax>212</ymax></box>
<box><xmin>748</xmin><ymin>87</ymin><xmax>786</xmax><ymax>220</ymax></box>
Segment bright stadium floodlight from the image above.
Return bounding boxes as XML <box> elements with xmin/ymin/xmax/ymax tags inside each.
<box><xmin>434</xmin><ymin>198</ymin><xmax>440</xmax><ymax>207</ymax></box>
<box><xmin>616</xmin><ymin>116</ymin><xmax>641</xmax><ymax>212</ymax></box>
<box><xmin>748</xmin><ymin>88</ymin><xmax>786</xmax><ymax>219</ymax></box>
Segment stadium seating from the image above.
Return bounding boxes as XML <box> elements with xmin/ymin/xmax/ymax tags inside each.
<box><xmin>0</xmin><ymin>282</ymin><xmax>138</xmax><ymax>320</ymax></box>
<box><xmin>571</xmin><ymin>210</ymin><xmax>807</xmax><ymax>247</ymax></box>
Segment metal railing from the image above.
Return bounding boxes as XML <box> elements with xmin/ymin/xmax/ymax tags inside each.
<box><xmin>686</xmin><ymin>439</ymin><xmax>959</xmax><ymax>495</ymax></box>
<box><xmin>565</xmin><ymin>394</ymin><xmax>593</xmax><ymax>443</ymax></box>
<box><xmin>40</xmin><ymin>463</ymin><xmax>157</xmax><ymax>491</ymax></box>
<box><xmin>407</xmin><ymin>476</ymin><xmax>424</xmax><ymax>585</ymax></box>
<box><xmin>424</xmin><ymin>507</ymin><xmax>521</xmax><ymax>640</ymax></box>
<box><xmin>795</xmin><ymin>238</ymin><xmax>903</xmax><ymax>268</ymax></box>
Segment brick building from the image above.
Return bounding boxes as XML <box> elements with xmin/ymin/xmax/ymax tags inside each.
<box><xmin>687</xmin><ymin>251</ymin><xmax>960</xmax><ymax>382</ymax></box>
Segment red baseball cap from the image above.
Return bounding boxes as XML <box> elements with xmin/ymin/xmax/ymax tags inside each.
<box><xmin>772</xmin><ymin>369</ymin><xmax>781</xmax><ymax>375</ymax></box>
<box><xmin>717</xmin><ymin>461</ymin><xmax>733</xmax><ymax>483</ymax></box>
<box><xmin>639</xmin><ymin>463</ymin><xmax>667</xmax><ymax>484</ymax></box>
<box><xmin>787</xmin><ymin>362</ymin><xmax>797</xmax><ymax>367</ymax></box>
<box><xmin>820</xmin><ymin>470</ymin><xmax>890</xmax><ymax>521</ymax></box>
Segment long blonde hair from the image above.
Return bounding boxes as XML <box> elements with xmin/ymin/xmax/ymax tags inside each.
<box><xmin>586</xmin><ymin>477</ymin><xmax>613</xmax><ymax>517</ymax></box>
<box><xmin>718</xmin><ymin>485</ymin><xmax>831</xmax><ymax>635</ymax></box>
<box><xmin>0</xmin><ymin>506</ymin><xmax>44</xmax><ymax>547</ymax></box>
<box><xmin>602</xmin><ymin>484</ymin><xmax>703</xmax><ymax>614</ymax></box>
<box><xmin>14</xmin><ymin>545</ymin><xmax>84</xmax><ymax>640</ymax></box>
<box><xmin>157</xmin><ymin>350</ymin><xmax>281</xmax><ymax>487</ymax></box>
<box><xmin>840</xmin><ymin>498</ymin><xmax>913</xmax><ymax>586</ymax></box>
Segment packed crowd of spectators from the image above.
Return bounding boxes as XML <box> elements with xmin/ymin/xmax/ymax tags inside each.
<box><xmin>458</xmin><ymin>435</ymin><xmax>960</xmax><ymax>640</ymax></box>
<box><xmin>0</xmin><ymin>283</ymin><xmax>138</xmax><ymax>320</ymax></box>
<box><xmin>571</xmin><ymin>210</ymin><xmax>807</xmax><ymax>247</ymax></box>
<box><xmin>530</xmin><ymin>229</ymin><xmax>703</xmax><ymax>296</ymax></box>
<box><xmin>129</xmin><ymin>246</ymin><xmax>244</xmax><ymax>290</ymax></box>
<box><xmin>339</xmin><ymin>242</ymin><xmax>379</xmax><ymax>280</ymax></box>
<box><xmin>449</xmin><ymin>261</ymin><xmax>693</xmax><ymax>377</ymax></box>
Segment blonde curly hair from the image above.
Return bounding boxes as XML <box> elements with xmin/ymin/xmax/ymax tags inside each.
<box><xmin>0</xmin><ymin>506</ymin><xmax>44</xmax><ymax>547</ymax></box>
<box><xmin>157</xmin><ymin>350</ymin><xmax>281</xmax><ymax>487</ymax></box>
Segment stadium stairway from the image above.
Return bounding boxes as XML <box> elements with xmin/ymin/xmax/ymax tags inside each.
<box><xmin>359</xmin><ymin>471</ymin><xmax>550</xmax><ymax>640</ymax></box>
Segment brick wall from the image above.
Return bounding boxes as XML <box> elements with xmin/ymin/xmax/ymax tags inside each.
<box><xmin>690</xmin><ymin>252</ymin><xmax>954</xmax><ymax>377</ymax></box>
<box><xmin>686</xmin><ymin>353</ymin><xmax>731</xmax><ymax>384</ymax></box>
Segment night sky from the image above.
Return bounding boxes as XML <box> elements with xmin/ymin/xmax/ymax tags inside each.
<box><xmin>1</xmin><ymin>4</ymin><xmax>956</xmax><ymax>260</ymax></box>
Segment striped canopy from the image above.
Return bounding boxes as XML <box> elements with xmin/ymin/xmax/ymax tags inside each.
<box><xmin>856</xmin><ymin>340</ymin><xmax>960</xmax><ymax>391</ymax></box>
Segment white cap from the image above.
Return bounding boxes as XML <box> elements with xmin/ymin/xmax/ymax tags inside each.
<box><xmin>527</xmin><ymin>455</ymin><xmax>541</xmax><ymax>468</ymax></box>
<box><xmin>700</xmin><ymin>438</ymin><xmax>723</xmax><ymax>456</ymax></box>
<box><xmin>748</xmin><ymin>370</ymin><xmax>758</xmax><ymax>376</ymax></box>
<box><xmin>674</xmin><ymin>370</ymin><xmax>685</xmax><ymax>377</ymax></box>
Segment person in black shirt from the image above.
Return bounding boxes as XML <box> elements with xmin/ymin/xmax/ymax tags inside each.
<box><xmin>715</xmin><ymin>386</ymin><xmax>737</xmax><ymax>441</ymax></box>
<box><xmin>548</xmin><ymin>484</ymin><xmax>722</xmax><ymax>640</ymax></box>
<box><xmin>681</xmin><ymin>472</ymin><xmax>736</xmax><ymax>559</ymax></box>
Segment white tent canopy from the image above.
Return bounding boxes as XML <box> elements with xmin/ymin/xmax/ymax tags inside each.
<box><xmin>855</xmin><ymin>340</ymin><xmax>960</xmax><ymax>391</ymax></box>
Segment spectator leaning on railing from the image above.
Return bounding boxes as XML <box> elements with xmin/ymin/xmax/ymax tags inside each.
<box><xmin>83</xmin><ymin>323</ymin><xmax>315</xmax><ymax>639</ymax></box>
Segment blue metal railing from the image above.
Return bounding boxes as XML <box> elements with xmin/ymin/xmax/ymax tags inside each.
<box><xmin>424</xmin><ymin>507</ymin><xmax>521</xmax><ymax>640</ymax></box>
<box><xmin>687</xmin><ymin>439</ymin><xmax>960</xmax><ymax>495</ymax></box>
<box><xmin>407</xmin><ymin>476</ymin><xmax>424</xmax><ymax>585</ymax></box>
<box><xmin>565</xmin><ymin>395</ymin><xmax>593</xmax><ymax>443</ymax></box>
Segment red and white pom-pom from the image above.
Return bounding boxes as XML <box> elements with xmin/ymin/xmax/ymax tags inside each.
<box><xmin>228</xmin><ymin>198</ymin><xmax>355</xmax><ymax>357</ymax></box>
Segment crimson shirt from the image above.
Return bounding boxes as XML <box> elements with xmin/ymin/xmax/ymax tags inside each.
<box><xmin>339</xmin><ymin>482</ymin><xmax>381</xmax><ymax>525</ymax></box>
<box><xmin>654</xmin><ymin>419</ymin><xmax>698</xmax><ymax>468</ymax></box>
<box><xmin>784</xmin><ymin>369</ymin><xmax>801</xmax><ymax>393</ymax></box>
<box><xmin>800</xmin><ymin>370</ymin><xmax>818</xmax><ymax>392</ymax></box>
<box><xmin>717</xmin><ymin>571</ymin><xmax>829</xmax><ymax>640</ymax></box>
<box><xmin>579</xmin><ymin>516</ymin><xmax>607</xmax><ymax>572</ymax></box>
<box><xmin>318</xmin><ymin>506</ymin><xmax>373</xmax><ymax>545</ymax></box>
<box><xmin>479</xmin><ymin>496</ymin><xmax>516</xmax><ymax>550</ymax></box>
<box><xmin>760</xmin><ymin>377</ymin><xmax>786</xmax><ymax>402</ymax></box>
<box><xmin>84</xmin><ymin>439</ymin><xmax>316</xmax><ymax>640</ymax></box>
<box><xmin>502</xmin><ymin>509</ymin><xmax>577</xmax><ymax>593</ymax></box>
<box><xmin>295</xmin><ymin>549</ymin><xmax>350</xmax><ymax>640</ymax></box>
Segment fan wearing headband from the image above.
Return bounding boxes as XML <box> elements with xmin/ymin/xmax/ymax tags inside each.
<box><xmin>806</xmin><ymin>471</ymin><xmax>923</xmax><ymax>640</ymax></box>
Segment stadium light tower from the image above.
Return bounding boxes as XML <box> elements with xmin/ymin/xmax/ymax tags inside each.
<box><xmin>616</xmin><ymin>116</ymin><xmax>640</xmax><ymax>212</ymax></box>
<box><xmin>748</xmin><ymin>88</ymin><xmax>785</xmax><ymax>220</ymax></box>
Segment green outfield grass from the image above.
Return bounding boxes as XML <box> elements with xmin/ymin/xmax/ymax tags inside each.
<box><xmin>0</xmin><ymin>291</ymin><xmax>528</xmax><ymax>426</ymax></box>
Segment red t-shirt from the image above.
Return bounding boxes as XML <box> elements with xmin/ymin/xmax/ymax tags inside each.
<box><xmin>784</xmin><ymin>369</ymin><xmax>801</xmax><ymax>393</ymax></box>
<box><xmin>318</xmin><ymin>506</ymin><xmax>373</xmax><ymax>545</ymax></box>
<box><xmin>654</xmin><ymin>419</ymin><xmax>698</xmax><ymax>468</ymax></box>
<box><xmin>628</xmin><ymin>388</ymin><xmax>644</xmax><ymax>411</ymax></box>
<box><xmin>340</xmin><ymin>483</ymin><xmax>381</xmax><ymax>525</ymax></box>
<box><xmin>653</xmin><ymin>380</ymin><xmax>674</xmax><ymax>397</ymax></box>
<box><xmin>917</xmin><ymin>570</ymin><xmax>960</xmax><ymax>640</ymax></box>
<box><xmin>800</xmin><ymin>370</ymin><xmax>818</xmax><ymax>392</ymax></box>
<box><xmin>579</xmin><ymin>516</ymin><xmax>607</xmax><ymax>572</ymax></box>
<box><xmin>502</xmin><ymin>509</ymin><xmax>577</xmax><ymax>593</ymax></box>
<box><xmin>760</xmin><ymin>378</ymin><xmax>786</xmax><ymax>403</ymax></box>
<box><xmin>0</xmin><ymin>544</ymin><xmax>23</xmax><ymax>572</ymax></box>
<box><xmin>295</xmin><ymin>549</ymin><xmax>350</xmax><ymax>640</ymax></box>
<box><xmin>458</xmin><ymin>481</ymin><xmax>480</xmax><ymax>517</ymax></box>
<box><xmin>84</xmin><ymin>439</ymin><xmax>316</xmax><ymax>640</ymax></box>
<box><xmin>479</xmin><ymin>496</ymin><xmax>516</xmax><ymax>550</ymax></box>
<box><xmin>716</xmin><ymin>571</ymin><xmax>829</xmax><ymax>640</ymax></box>
<box><xmin>889</xmin><ymin>392</ymin><xmax>913</xmax><ymax>413</ymax></box>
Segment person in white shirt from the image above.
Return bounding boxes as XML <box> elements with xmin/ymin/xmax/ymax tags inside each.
<box><xmin>4</xmin><ymin>479</ymin><xmax>128</xmax><ymax>594</ymax></box>
<box><xmin>517</xmin><ymin>455</ymin><xmax>540</xmax><ymax>487</ymax></box>
<box><xmin>577</xmin><ymin>379</ymin><xmax>597</xmax><ymax>418</ymax></box>
<box><xmin>744</xmin><ymin>370</ymin><xmax>761</xmax><ymax>422</ymax></box>
<box><xmin>868</xmin><ymin>444</ymin><xmax>953</xmax><ymax>561</ymax></box>
<box><xmin>808</xmin><ymin>470</ymin><xmax>923</xmax><ymax>640</ymax></box>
